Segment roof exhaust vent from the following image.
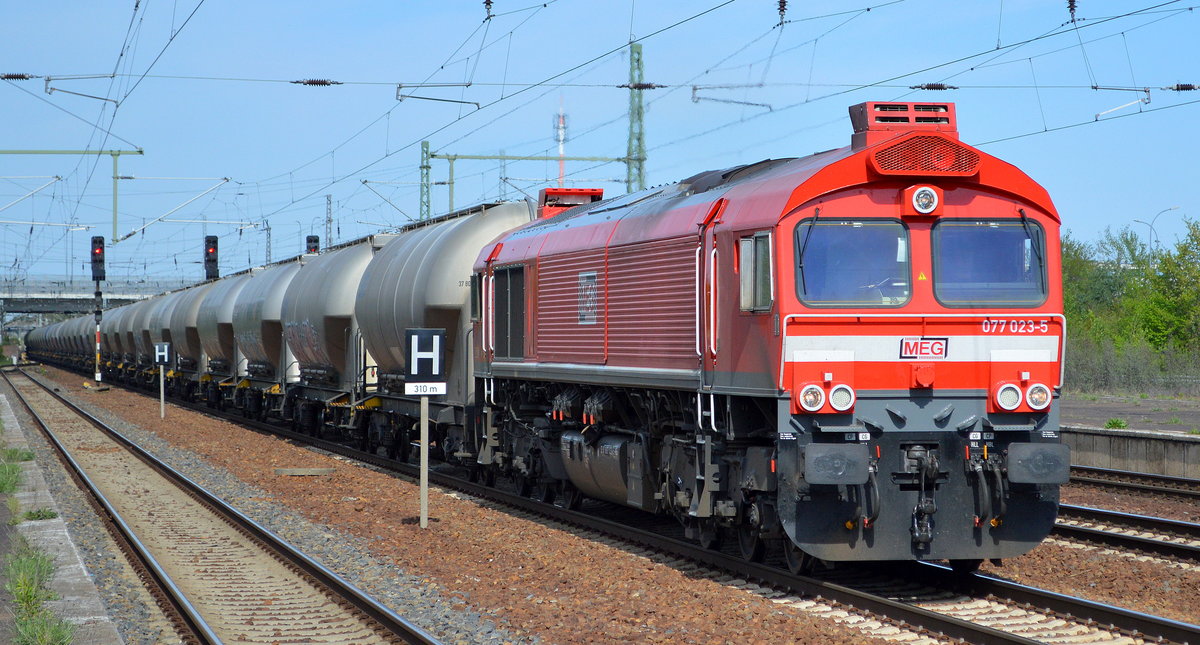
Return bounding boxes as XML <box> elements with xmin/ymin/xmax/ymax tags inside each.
<box><xmin>849</xmin><ymin>102</ymin><xmax>958</xmax><ymax>150</ymax></box>
<box><xmin>537</xmin><ymin>187</ymin><xmax>605</xmax><ymax>219</ymax></box>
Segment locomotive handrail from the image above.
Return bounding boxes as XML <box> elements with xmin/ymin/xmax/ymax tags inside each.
<box><xmin>777</xmin><ymin>312</ymin><xmax>1067</xmax><ymax>390</ymax></box>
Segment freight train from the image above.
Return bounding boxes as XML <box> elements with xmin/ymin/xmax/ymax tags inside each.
<box><xmin>27</xmin><ymin>101</ymin><xmax>1070</xmax><ymax>573</ymax></box>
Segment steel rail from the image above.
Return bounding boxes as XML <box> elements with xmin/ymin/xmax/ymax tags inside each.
<box><xmin>909</xmin><ymin>563</ymin><xmax>1200</xmax><ymax>645</ymax></box>
<box><xmin>1056</xmin><ymin>504</ymin><xmax>1200</xmax><ymax>561</ymax></box>
<box><xmin>6</xmin><ymin>368</ymin><xmax>440</xmax><ymax>645</ymax></box>
<box><xmin>1069</xmin><ymin>464</ymin><xmax>1200</xmax><ymax>500</ymax></box>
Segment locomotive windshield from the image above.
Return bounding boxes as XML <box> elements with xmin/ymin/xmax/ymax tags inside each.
<box><xmin>932</xmin><ymin>219</ymin><xmax>1047</xmax><ymax>306</ymax></box>
<box><xmin>795</xmin><ymin>219</ymin><xmax>910</xmax><ymax>306</ymax></box>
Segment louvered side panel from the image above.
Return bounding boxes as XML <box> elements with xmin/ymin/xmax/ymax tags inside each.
<box><xmin>536</xmin><ymin>250</ymin><xmax>606</xmax><ymax>364</ymax></box>
<box><xmin>607</xmin><ymin>237</ymin><xmax>699</xmax><ymax>369</ymax></box>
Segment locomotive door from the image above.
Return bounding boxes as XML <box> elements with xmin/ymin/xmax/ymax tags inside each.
<box><xmin>699</xmin><ymin>199</ymin><xmax>727</xmax><ymax>390</ymax></box>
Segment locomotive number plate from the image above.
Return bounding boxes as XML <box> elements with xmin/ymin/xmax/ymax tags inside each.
<box><xmin>980</xmin><ymin>319</ymin><xmax>1050</xmax><ymax>333</ymax></box>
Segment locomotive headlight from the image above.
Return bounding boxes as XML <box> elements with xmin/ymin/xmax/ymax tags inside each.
<box><xmin>829</xmin><ymin>384</ymin><xmax>856</xmax><ymax>411</ymax></box>
<box><xmin>799</xmin><ymin>384</ymin><xmax>826</xmax><ymax>412</ymax></box>
<box><xmin>912</xmin><ymin>186</ymin><xmax>939</xmax><ymax>214</ymax></box>
<box><xmin>996</xmin><ymin>383</ymin><xmax>1022</xmax><ymax>411</ymax></box>
<box><xmin>1026</xmin><ymin>383</ymin><xmax>1051</xmax><ymax>410</ymax></box>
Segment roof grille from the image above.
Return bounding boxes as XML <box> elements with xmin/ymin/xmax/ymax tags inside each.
<box><xmin>871</xmin><ymin>135</ymin><xmax>980</xmax><ymax>176</ymax></box>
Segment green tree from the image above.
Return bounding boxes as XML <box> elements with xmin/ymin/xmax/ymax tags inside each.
<box><xmin>1144</xmin><ymin>218</ymin><xmax>1200</xmax><ymax>350</ymax></box>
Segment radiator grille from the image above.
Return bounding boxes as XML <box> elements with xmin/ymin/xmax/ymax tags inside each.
<box><xmin>872</xmin><ymin>135</ymin><xmax>980</xmax><ymax>176</ymax></box>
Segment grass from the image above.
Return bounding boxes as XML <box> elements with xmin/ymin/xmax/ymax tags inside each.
<box><xmin>1</xmin><ymin>443</ymin><xmax>35</xmax><ymax>495</ymax></box>
<box><xmin>2</xmin><ymin>447</ymin><xmax>36</xmax><ymax>462</ymax></box>
<box><xmin>1168</xmin><ymin>416</ymin><xmax>1183</xmax><ymax>425</ymax></box>
<box><xmin>4</xmin><ymin>536</ymin><xmax>75</xmax><ymax>645</ymax></box>
<box><xmin>14</xmin><ymin>612</ymin><xmax>76</xmax><ymax>645</ymax></box>
<box><xmin>22</xmin><ymin>508</ymin><xmax>58</xmax><ymax>521</ymax></box>
<box><xmin>0</xmin><ymin>463</ymin><xmax>21</xmax><ymax>495</ymax></box>
<box><xmin>1104</xmin><ymin>418</ymin><xmax>1129</xmax><ymax>429</ymax></box>
<box><xmin>5</xmin><ymin>539</ymin><xmax>57</xmax><ymax>614</ymax></box>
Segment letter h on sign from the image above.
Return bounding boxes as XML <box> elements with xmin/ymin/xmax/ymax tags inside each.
<box><xmin>405</xmin><ymin>328</ymin><xmax>446</xmax><ymax>395</ymax></box>
<box><xmin>154</xmin><ymin>343</ymin><xmax>172</xmax><ymax>365</ymax></box>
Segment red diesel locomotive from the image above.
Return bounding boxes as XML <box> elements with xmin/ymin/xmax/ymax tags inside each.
<box><xmin>471</xmin><ymin>101</ymin><xmax>1068</xmax><ymax>571</ymax></box>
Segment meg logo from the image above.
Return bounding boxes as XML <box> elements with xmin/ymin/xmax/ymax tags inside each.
<box><xmin>900</xmin><ymin>337</ymin><xmax>948</xmax><ymax>360</ymax></box>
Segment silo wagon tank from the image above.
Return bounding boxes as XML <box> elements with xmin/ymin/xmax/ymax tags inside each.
<box><xmin>196</xmin><ymin>272</ymin><xmax>254</xmax><ymax>409</ymax></box>
<box><xmin>166</xmin><ymin>282</ymin><xmax>214</xmax><ymax>399</ymax></box>
<box><xmin>99</xmin><ymin>304</ymin><xmax>131</xmax><ymax>375</ymax></box>
<box><xmin>280</xmin><ymin>234</ymin><xmax>394</xmax><ymax>433</ymax></box>
<box><xmin>232</xmin><ymin>257</ymin><xmax>307</xmax><ymax>418</ymax></box>
<box><xmin>353</xmin><ymin>201</ymin><xmax>535</xmax><ymax>459</ymax></box>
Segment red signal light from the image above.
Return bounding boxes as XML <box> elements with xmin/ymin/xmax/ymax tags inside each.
<box><xmin>90</xmin><ymin>236</ymin><xmax>105</xmax><ymax>280</ymax></box>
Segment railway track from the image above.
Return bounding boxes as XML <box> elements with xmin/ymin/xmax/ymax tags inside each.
<box><xmin>1070</xmin><ymin>465</ymin><xmax>1200</xmax><ymax>500</ymax></box>
<box><xmin>1056</xmin><ymin>505</ymin><xmax>1200</xmax><ymax>563</ymax></box>
<box><xmin>45</xmin><ymin>370</ymin><xmax>1200</xmax><ymax>645</ymax></box>
<box><xmin>0</xmin><ymin>367</ymin><xmax>439</xmax><ymax>645</ymax></box>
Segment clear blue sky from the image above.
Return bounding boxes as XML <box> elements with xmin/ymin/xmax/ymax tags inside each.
<box><xmin>3</xmin><ymin>0</ymin><xmax>1196</xmax><ymax>284</ymax></box>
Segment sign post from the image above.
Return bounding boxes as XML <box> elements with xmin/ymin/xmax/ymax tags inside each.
<box><xmin>154</xmin><ymin>342</ymin><xmax>171</xmax><ymax>419</ymax></box>
<box><xmin>404</xmin><ymin>328</ymin><xmax>446</xmax><ymax>529</ymax></box>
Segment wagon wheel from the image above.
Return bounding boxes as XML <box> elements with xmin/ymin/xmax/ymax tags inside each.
<box><xmin>513</xmin><ymin>472</ymin><xmax>533</xmax><ymax>497</ymax></box>
<box><xmin>392</xmin><ymin>425</ymin><xmax>412</xmax><ymax>463</ymax></box>
<box><xmin>737</xmin><ymin>524</ymin><xmax>766</xmax><ymax>562</ymax></box>
<box><xmin>533</xmin><ymin>480</ymin><xmax>557</xmax><ymax>505</ymax></box>
<box><xmin>695</xmin><ymin>520</ymin><xmax>723</xmax><ymax>552</ymax></box>
<box><xmin>482</xmin><ymin>465</ymin><xmax>497</xmax><ymax>488</ymax></box>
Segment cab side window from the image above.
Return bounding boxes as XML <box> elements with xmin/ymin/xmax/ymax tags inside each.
<box><xmin>739</xmin><ymin>232</ymin><xmax>773</xmax><ymax>311</ymax></box>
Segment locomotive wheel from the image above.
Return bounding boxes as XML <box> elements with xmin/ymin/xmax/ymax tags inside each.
<box><xmin>950</xmin><ymin>559</ymin><xmax>982</xmax><ymax>575</ymax></box>
<box><xmin>782</xmin><ymin>541</ymin><xmax>814</xmax><ymax>575</ymax></box>
<box><xmin>737</xmin><ymin>525</ymin><xmax>766</xmax><ymax>562</ymax></box>
<box><xmin>561</xmin><ymin>483</ymin><xmax>584</xmax><ymax>511</ymax></box>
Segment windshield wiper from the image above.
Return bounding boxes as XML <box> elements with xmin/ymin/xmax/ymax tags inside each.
<box><xmin>1017</xmin><ymin>208</ymin><xmax>1044</xmax><ymax>269</ymax></box>
<box><xmin>797</xmin><ymin>207</ymin><xmax>819</xmax><ymax>295</ymax></box>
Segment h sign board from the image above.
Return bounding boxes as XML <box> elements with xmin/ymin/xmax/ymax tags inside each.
<box><xmin>405</xmin><ymin>328</ymin><xmax>446</xmax><ymax>395</ymax></box>
<box><xmin>154</xmin><ymin>342</ymin><xmax>172</xmax><ymax>365</ymax></box>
